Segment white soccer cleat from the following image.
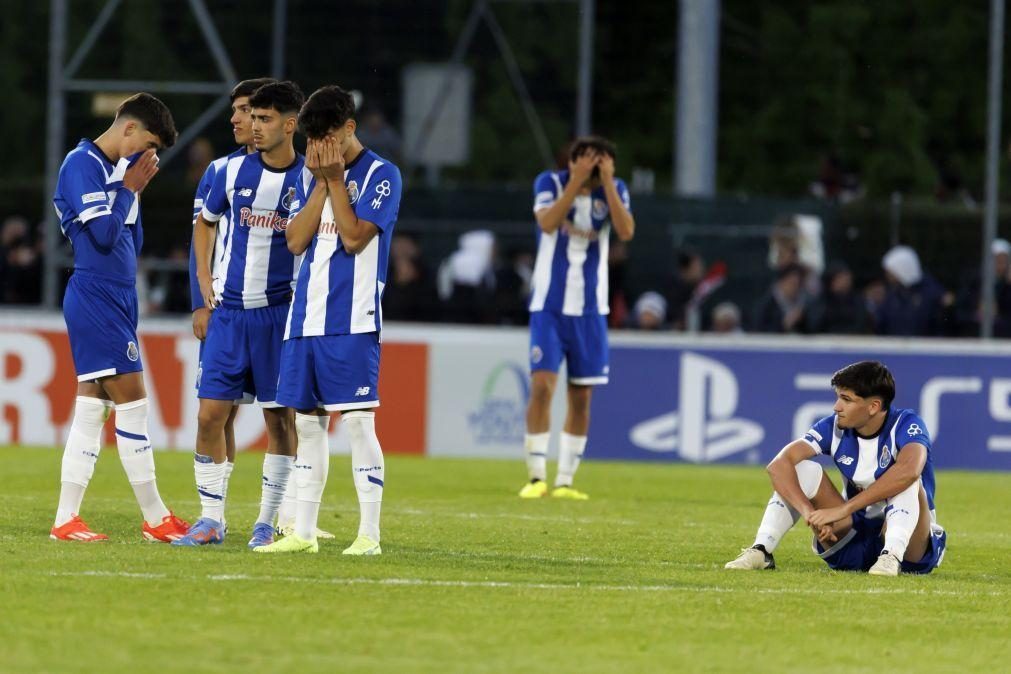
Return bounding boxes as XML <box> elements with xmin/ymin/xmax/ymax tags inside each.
<box><xmin>724</xmin><ymin>545</ymin><xmax>776</xmax><ymax>570</ymax></box>
<box><xmin>868</xmin><ymin>551</ymin><xmax>901</xmax><ymax>576</ymax></box>
<box><xmin>277</xmin><ymin>523</ymin><xmax>335</xmax><ymax>539</ymax></box>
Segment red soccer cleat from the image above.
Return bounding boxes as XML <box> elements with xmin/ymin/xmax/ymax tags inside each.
<box><xmin>142</xmin><ymin>512</ymin><xmax>190</xmax><ymax>543</ymax></box>
<box><xmin>50</xmin><ymin>515</ymin><xmax>108</xmax><ymax>542</ymax></box>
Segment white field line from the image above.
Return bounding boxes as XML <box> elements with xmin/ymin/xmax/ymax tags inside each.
<box><xmin>44</xmin><ymin>571</ymin><xmax>1005</xmax><ymax>597</ymax></box>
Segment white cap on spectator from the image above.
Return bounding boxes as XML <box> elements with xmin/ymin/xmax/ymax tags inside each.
<box><xmin>993</xmin><ymin>238</ymin><xmax>1011</xmax><ymax>256</ymax></box>
<box><xmin>635</xmin><ymin>291</ymin><xmax>668</xmax><ymax>322</ymax></box>
<box><xmin>882</xmin><ymin>245</ymin><xmax>922</xmax><ymax>288</ymax></box>
<box><xmin>448</xmin><ymin>230</ymin><xmax>495</xmax><ymax>286</ymax></box>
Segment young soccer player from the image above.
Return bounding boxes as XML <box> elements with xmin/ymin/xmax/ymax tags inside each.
<box><xmin>50</xmin><ymin>93</ymin><xmax>189</xmax><ymax>542</ymax></box>
<box><xmin>174</xmin><ymin>81</ymin><xmax>305</xmax><ymax>547</ymax></box>
<box><xmin>255</xmin><ymin>85</ymin><xmax>402</xmax><ymax>556</ymax></box>
<box><xmin>519</xmin><ymin>136</ymin><xmax>635</xmax><ymax>500</ymax></box>
<box><xmin>188</xmin><ymin>77</ymin><xmax>276</xmax><ymax>532</ymax></box>
<box><xmin>725</xmin><ymin>361</ymin><xmax>947</xmax><ymax>576</ymax></box>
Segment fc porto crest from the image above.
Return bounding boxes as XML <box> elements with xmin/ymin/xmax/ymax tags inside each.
<box><xmin>592</xmin><ymin>198</ymin><xmax>608</xmax><ymax>220</ymax></box>
<box><xmin>347</xmin><ymin>179</ymin><xmax>360</xmax><ymax>204</ymax></box>
<box><xmin>126</xmin><ymin>341</ymin><xmax>140</xmax><ymax>362</ymax></box>
<box><xmin>879</xmin><ymin>444</ymin><xmax>891</xmax><ymax>470</ymax></box>
<box><xmin>281</xmin><ymin>186</ymin><xmax>296</xmax><ymax>211</ymax></box>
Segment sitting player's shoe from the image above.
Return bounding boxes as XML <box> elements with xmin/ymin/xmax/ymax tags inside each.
<box><xmin>551</xmin><ymin>485</ymin><xmax>589</xmax><ymax>500</ymax></box>
<box><xmin>342</xmin><ymin>535</ymin><xmax>382</xmax><ymax>556</ymax></box>
<box><xmin>724</xmin><ymin>545</ymin><xmax>776</xmax><ymax>570</ymax></box>
<box><xmin>170</xmin><ymin>517</ymin><xmax>224</xmax><ymax>547</ymax></box>
<box><xmin>868</xmin><ymin>550</ymin><xmax>901</xmax><ymax>576</ymax></box>
<box><xmin>50</xmin><ymin>515</ymin><xmax>108</xmax><ymax>542</ymax></box>
<box><xmin>142</xmin><ymin>512</ymin><xmax>190</xmax><ymax>543</ymax></box>
<box><xmin>247</xmin><ymin>522</ymin><xmax>275</xmax><ymax>549</ymax></box>
<box><xmin>277</xmin><ymin>523</ymin><xmax>335</xmax><ymax>539</ymax></box>
<box><xmin>254</xmin><ymin>533</ymin><xmax>318</xmax><ymax>554</ymax></box>
<box><xmin>518</xmin><ymin>480</ymin><xmax>549</xmax><ymax>499</ymax></box>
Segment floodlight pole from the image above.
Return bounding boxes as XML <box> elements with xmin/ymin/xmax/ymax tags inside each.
<box><xmin>575</xmin><ymin>0</ymin><xmax>594</xmax><ymax>136</ymax></box>
<box><xmin>42</xmin><ymin>0</ymin><xmax>68</xmax><ymax>310</ymax></box>
<box><xmin>674</xmin><ymin>0</ymin><xmax>720</xmax><ymax>197</ymax></box>
<box><xmin>982</xmin><ymin>0</ymin><xmax>1005</xmax><ymax>339</ymax></box>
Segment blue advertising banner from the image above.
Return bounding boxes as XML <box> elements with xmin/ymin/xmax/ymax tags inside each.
<box><xmin>590</xmin><ymin>341</ymin><xmax>1011</xmax><ymax>470</ymax></box>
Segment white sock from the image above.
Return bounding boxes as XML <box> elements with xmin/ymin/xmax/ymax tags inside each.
<box><xmin>883</xmin><ymin>480</ymin><xmax>921</xmax><ymax>560</ymax></box>
<box><xmin>194</xmin><ymin>453</ymin><xmax>226</xmax><ymax>522</ymax></box>
<box><xmin>278</xmin><ymin>477</ymin><xmax>296</xmax><ymax>528</ymax></box>
<box><xmin>256</xmin><ymin>453</ymin><xmax>294</xmax><ymax>526</ymax></box>
<box><xmin>220</xmin><ymin>461</ymin><xmax>235</xmax><ymax>526</ymax></box>
<box><xmin>54</xmin><ymin>396</ymin><xmax>112</xmax><ymax>527</ymax></box>
<box><xmin>115</xmin><ymin>399</ymin><xmax>170</xmax><ymax>524</ymax></box>
<box><xmin>524</xmin><ymin>432</ymin><xmax>549</xmax><ymax>482</ymax></box>
<box><xmin>294</xmin><ymin>413</ymin><xmax>330</xmax><ymax>541</ymax></box>
<box><xmin>344</xmin><ymin>411</ymin><xmax>384</xmax><ymax>542</ymax></box>
<box><xmin>555</xmin><ymin>432</ymin><xmax>587</xmax><ymax>487</ymax></box>
<box><xmin>754</xmin><ymin>460</ymin><xmax>823</xmax><ymax>553</ymax></box>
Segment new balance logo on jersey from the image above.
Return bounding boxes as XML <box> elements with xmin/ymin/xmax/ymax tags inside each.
<box><xmin>355</xmin><ymin>387</ymin><xmax>371</xmax><ymax>397</ymax></box>
<box><xmin>238</xmin><ymin>207</ymin><xmax>289</xmax><ymax>232</ymax></box>
<box><xmin>237</xmin><ymin>187</ymin><xmax>254</xmax><ymax>197</ymax></box>
<box><xmin>837</xmin><ymin>455</ymin><xmax>854</xmax><ymax>465</ymax></box>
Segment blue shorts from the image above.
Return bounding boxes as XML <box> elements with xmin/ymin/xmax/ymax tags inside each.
<box><xmin>276</xmin><ymin>333</ymin><xmax>380</xmax><ymax>412</ymax></box>
<box><xmin>529</xmin><ymin>310</ymin><xmax>609</xmax><ymax>384</ymax></box>
<box><xmin>196</xmin><ymin>339</ymin><xmax>253</xmax><ymax>405</ymax></box>
<box><xmin>814</xmin><ymin>514</ymin><xmax>947</xmax><ymax>574</ymax></box>
<box><xmin>197</xmin><ymin>304</ymin><xmax>287</xmax><ymax>407</ymax></box>
<box><xmin>63</xmin><ymin>272</ymin><xmax>143</xmax><ymax>382</ymax></box>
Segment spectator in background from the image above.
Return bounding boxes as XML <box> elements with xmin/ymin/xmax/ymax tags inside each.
<box><xmin>144</xmin><ymin>245</ymin><xmax>192</xmax><ymax>314</ymax></box>
<box><xmin>667</xmin><ymin>249</ymin><xmax>704</xmax><ymax>330</ymax></box>
<box><xmin>806</xmin><ymin>262</ymin><xmax>872</xmax><ymax>335</ymax></box>
<box><xmin>752</xmin><ymin>263</ymin><xmax>810</xmax><ymax>334</ymax></box>
<box><xmin>492</xmin><ymin>246</ymin><xmax>534</xmax><ymax>326</ymax></box>
<box><xmin>877</xmin><ymin>245</ymin><xmax>951</xmax><ymax>336</ymax></box>
<box><xmin>384</xmin><ymin>234</ymin><xmax>440</xmax><ymax>322</ymax></box>
<box><xmin>1</xmin><ymin>215</ymin><xmax>42</xmax><ymax>304</ymax></box>
<box><xmin>809</xmin><ymin>153</ymin><xmax>864</xmax><ymax>204</ymax></box>
<box><xmin>438</xmin><ymin>230</ymin><xmax>497</xmax><ymax>323</ymax></box>
<box><xmin>185</xmin><ymin>137</ymin><xmax>214</xmax><ymax>187</ymax></box>
<box><xmin>357</xmin><ymin>109</ymin><xmax>401</xmax><ymax>163</ymax></box>
<box><xmin>954</xmin><ymin>238</ymin><xmax>1011</xmax><ymax>336</ymax></box>
<box><xmin>633</xmin><ymin>291</ymin><xmax>667</xmax><ymax>330</ymax></box>
<box><xmin>769</xmin><ymin>214</ymin><xmax>824</xmax><ymax>296</ymax></box>
<box><xmin>711</xmin><ymin>301</ymin><xmax>743</xmax><ymax>334</ymax></box>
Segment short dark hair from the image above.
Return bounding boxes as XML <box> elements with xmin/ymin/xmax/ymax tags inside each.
<box><xmin>831</xmin><ymin>361</ymin><xmax>895</xmax><ymax>408</ymax></box>
<box><xmin>569</xmin><ymin>135</ymin><xmax>616</xmax><ymax>163</ymax></box>
<box><xmin>116</xmin><ymin>93</ymin><xmax>177</xmax><ymax>149</ymax></box>
<box><xmin>231</xmin><ymin>77</ymin><xmax>278</xmax><ymax>102</ymax></box>
<box><xmin>248</xmin><ymin>81</ymin><xmax>305</xmax><ymax>116</ymax></box>
<box><xmin>298</xmin><ymin>85</ymin><xmax>356</xmax><ymax>139</ymax></box>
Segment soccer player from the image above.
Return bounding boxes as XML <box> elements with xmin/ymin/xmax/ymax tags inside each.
<box><xmin>724</xmin><ymin>361</ymin><xmax>947</xmax><ymax>576</ymax></box>
<box><xmin>188</xmin><ymin>77</ymin><xmax>277</xmax><ymax>532</ymax></box>
<box><xmin>174</xmin><ymin>81</ymin><xmax>305</xmax><ymax>547</ymax></box>
<box><xmin>255</xmin><ymin>85</ymin><xmax>402</xmax><ymax>556</ymax></box>
<box><xmin>50</xmin><ymin>93</ymin><xmax>189</xmax><ymax>542</ymax></box>
<box><xmin>518</xmin><ymin>136</ymin><xmax>635</xmax><ymax>500</ymax></box>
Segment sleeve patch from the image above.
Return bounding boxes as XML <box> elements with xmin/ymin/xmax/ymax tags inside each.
<box><xmin>82</xmin><ymin>191</ymin><xmax>107</xmax><ymax>204</ymax></box>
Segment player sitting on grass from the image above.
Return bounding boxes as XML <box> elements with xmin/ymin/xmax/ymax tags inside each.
<box><xmin>725</xmin><ymin>360</ymin><xmax>947</xmax><ymax>576</ymax></box>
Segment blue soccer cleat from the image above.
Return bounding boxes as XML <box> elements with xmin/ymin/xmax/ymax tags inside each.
<box><xmin>170</xmin><ymin>517</ymin><xmax>225</xmax><ymax>547</ymax></box>
<box><xmin>247</xmin><ymin>522</ymin><xmax>275</xmax><ymax>549</ymax></box>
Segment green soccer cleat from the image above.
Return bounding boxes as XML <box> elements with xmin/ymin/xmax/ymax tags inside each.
<box><xmin>551</xmin><ymin>485</ymin><xmax>589</xmax><ymax>500</ymax></box>
<box><xmin>518</xmin><ymin>480</ymin><xmax>549</xmax><ymax>499</ymax></box>
<box><xmin>277</xmin><ymin>523</ymin><xmax>335</xmax><ymax>539</ymax></box>
<box><xmin>342</xmin><ymin>535</ymin><xmax>382</xmax><ymax>556</ymax></box>
<box><xmin>253</xmin><ymin>533</ymin><xmax>318</xmax><ymax>554</ymax></box>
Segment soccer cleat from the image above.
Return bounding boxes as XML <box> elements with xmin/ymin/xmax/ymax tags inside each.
<box><xmin>247</xmin><ymin>522</ymin><xmax>275</xmax><ymax>549</ymax></box>
<box><xmin>253</xmin><ymin>533</ymin><xmax>318</xmax><ymax>554</ymax></box>
<box><xmin>170</xmin><ymin>517</ymin><xmax>224</xmax><ymax>547</ymax></box>
<box><xmin>342</xmin><ymin>535</ymin><xmax>382</xmax><ymax>556</ymax></box>
<box><xmin>551</xmin><ymin>485</ymin><xmax>589</xmax><ymax>500</ymax></box>
<box><xmin>142</xmin><ymin>512</ymin><xmax>190</xmax><ymax>543</ymax></box>
<box><xmin>50</xmin><ymin>515</ymin><xmax>108</xmax><ymax>542</ymax></box>
<box><xmin>868</xmin><ymin>550</ymin><xmax>901</xmax><ymax>576</ymax></box>
<box><xmin>519</xmin><ymin>480</ymin><xmax>549</xmax><ymax>499</ymax></box>
<box><xmin>277</xmin><ymin>523</ymin><xmax>335</xmax><ymax>539</ymax></box>
<box><xmin>724</xmin><ymin>545</ymin><xmax>776</xmax><ymax>570</ymax></box>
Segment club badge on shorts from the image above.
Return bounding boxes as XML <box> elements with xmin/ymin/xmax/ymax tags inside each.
<box><xmin>127</xmin><ymin>341</ymin><xmax>140</xmax><ymax>362</ymax></box>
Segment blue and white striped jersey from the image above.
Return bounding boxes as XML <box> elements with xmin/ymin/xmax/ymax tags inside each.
<box><xmin>284</xmin><ymin>148</ymin><xmax>402</xmax><ymax>339</ymax></box>
<box><xmin>189</xmin><ymin>147</ymin><xmax>246</xmax><ymax>311</ymax></box>
<box><xmin>802</xmin><ymin>407</ymin><xmax>937</xmax><ymax>514</ymax></box>
<box><xmin>528</xmin><ymin>170</ymin><xmax>631</xmax><ymax>316</ymax></box>
<box><xmin>200</xmin><ymin>152</ymin><xmax>304</xmax><ymax>310</ymax></box>
<box><xmin>53</xmin><ymin>139</ymin><xmax>142</xmax><ymax>284</ymax></box>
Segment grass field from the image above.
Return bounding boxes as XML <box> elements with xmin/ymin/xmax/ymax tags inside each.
<box><xmin>2</xmin><ymin>446</ymin><xmax>1010</xmax><ymax>674</ymax></box>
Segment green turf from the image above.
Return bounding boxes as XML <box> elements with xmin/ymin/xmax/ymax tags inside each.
<box><xmin>2</xmin><ymin>446</ymin><xmax>1009</xmax><ymax>673</ymax></box>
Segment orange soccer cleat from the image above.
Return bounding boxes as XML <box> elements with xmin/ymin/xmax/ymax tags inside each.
<box><xmin>142</xmin><ymin>512</ymin><xmax>190</xmax><ymax>543</ymax></box>
<box><xmin>50</xmin><ymin>515</ymin><xmax>109</xmax><ymax>542</ymax></box>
